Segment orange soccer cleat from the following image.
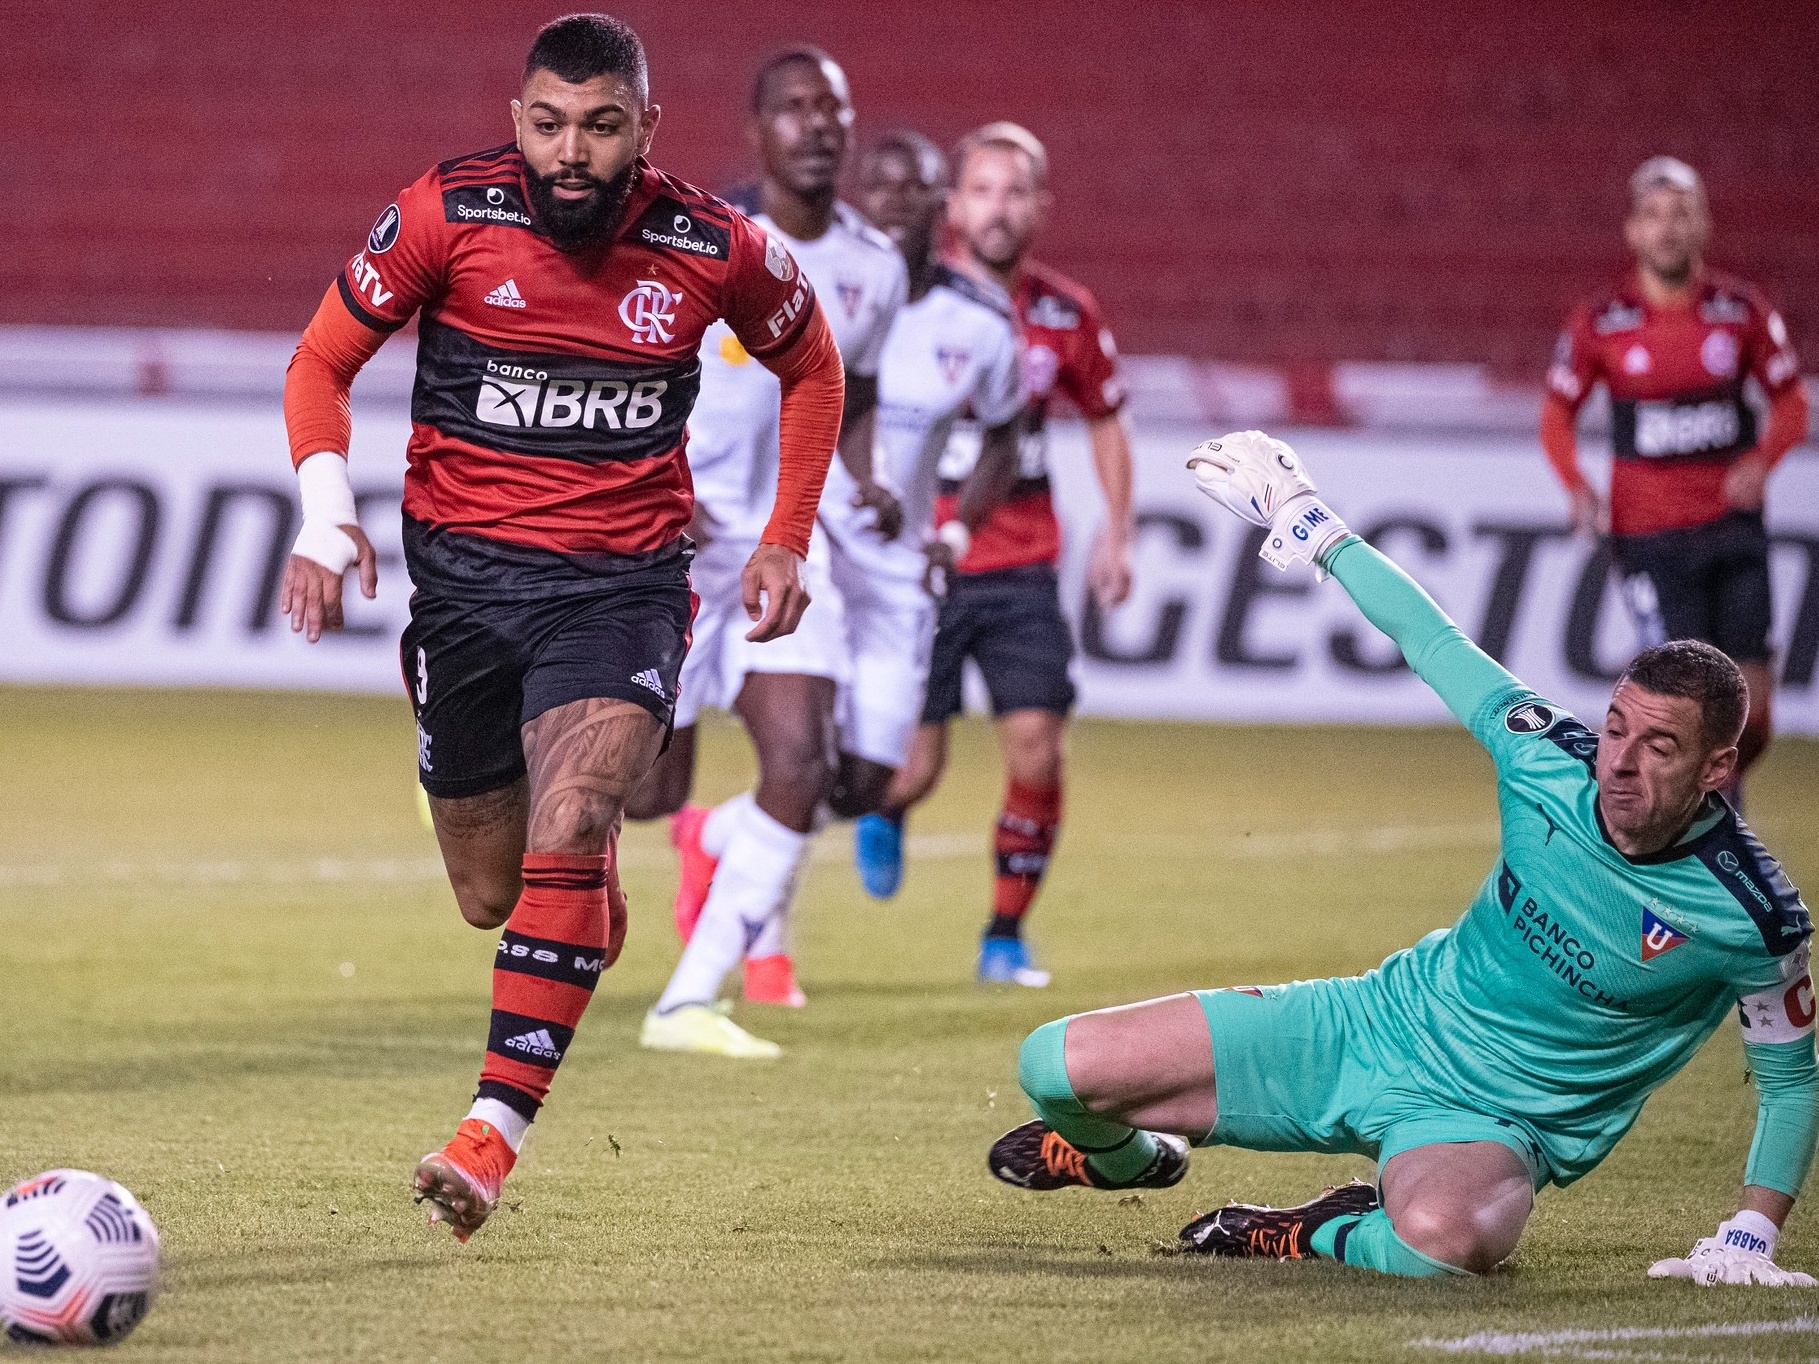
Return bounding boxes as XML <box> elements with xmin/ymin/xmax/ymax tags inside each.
<box><xmin>743</xmin><ymin>953</ymin><xmax>807</xmax><ymax>1007</ymax></box>
<box><xmin>670</xmin><ymin>805</ymin><xmax>718</xmax><ymax>942</ymax></box>
<box><xmin>413</xmin><ymin>1118</ymin><xmax>517</xmax><ymax>1243</ymax></box>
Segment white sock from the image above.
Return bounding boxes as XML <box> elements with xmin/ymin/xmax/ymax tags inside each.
<box><xmin>466</xmin><ymin>1097</ymin><xmax>530</xmax><ymax>1153</ymax></box>
<box><xmin>747</xmin><ymin>905</ymin><xmax>789</xmax><ymax>959</ymax></box>
<box><xmin>701</xmin><ymin>792</ymin><xmax>753</xmax><ymax>858</ymax></box>
<box><xmin>656</xmin><ymin>801</ymin><xmax>808</xmax><ymax>1012</ymax></box>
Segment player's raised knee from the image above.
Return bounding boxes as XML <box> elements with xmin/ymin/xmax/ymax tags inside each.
<box><xmin>1390</xmin><ymin>1196</ymin><xmax>1514</xmax><ymax>1275</ymax></box>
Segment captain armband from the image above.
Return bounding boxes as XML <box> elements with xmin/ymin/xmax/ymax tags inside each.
<box><xmin>1737</xmin><ymin>942</ymin><xmax>1816</xmax><ymax>1046</ymax></box>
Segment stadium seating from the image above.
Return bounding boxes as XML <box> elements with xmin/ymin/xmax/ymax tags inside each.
<box><xmin>4</xmin><ymin>0</ymin><xmax>1814</xmax><ymax>372</ymax></box>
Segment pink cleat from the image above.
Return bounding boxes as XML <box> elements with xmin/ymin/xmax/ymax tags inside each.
<box><xmin>743</xmin><ymin>953</ymin><xmax>807</xmax><ymax>1007</ymax></box>
<box><xmin>670</xmin><ymin>804</ymin><xmax>718</xmax><ymax>942</ymax></box>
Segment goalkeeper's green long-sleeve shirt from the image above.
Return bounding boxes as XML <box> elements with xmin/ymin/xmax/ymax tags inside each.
<box><xmin>1326</xmin><ymin>537</ymin><xmax>1817</xmax><ymax>1192</ymax></box>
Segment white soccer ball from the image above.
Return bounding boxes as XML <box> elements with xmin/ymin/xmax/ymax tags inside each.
<box><xmin>0</xmin><ymin>1171</ymin><xmax>160</xmax><ymax>1347</ymax></box>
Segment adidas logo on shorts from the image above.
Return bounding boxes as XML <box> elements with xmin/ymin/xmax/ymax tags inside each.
<box><xmin>502</xmin><ymin>1027</ymin><xmax>562</xmax><ymax>1061</ymax></box>
<box><xmin>631</xmin><ymin>668</ymin><xmax>666</xmax><ymax>699</ymax></box>
<box><xmin>484</xmin><ymin>278</ymin><xmax>528</xmax><ymax>309</ymax></box>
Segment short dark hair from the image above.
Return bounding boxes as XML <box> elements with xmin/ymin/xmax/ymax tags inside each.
<box><xmin>1618</xmin><ymin>639</ymin><xmax>1748</xmax><ymax>748</ymax></box>
<box><xmin>525</xmin><ymin>13</ymin><xmax>648</xmax><ymax>103</ymax></box>
<box><xmin>866</xmin><ymin>130</ymin><xmax>947</xmax><ymax>187</ymax></box>
<box><xmin>750</xmin><ymin>45</ymin><xmax>839</xmax><ymax>114</ymax></box>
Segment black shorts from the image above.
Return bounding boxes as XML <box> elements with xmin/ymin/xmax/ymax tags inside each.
<box><xmin>401</xmin><ymin>563</ymin><xmax>694</xmax><ymax>800</ymax></box>
<box><xmin>1612</xmin><ymin>511</ymin><xmax>1772</xmax><ymax>665</ymax></box>
<box><xmin>921</xmin><ymin>564</ymin><xmax>1076</xmax><ymax>724</ymax></box>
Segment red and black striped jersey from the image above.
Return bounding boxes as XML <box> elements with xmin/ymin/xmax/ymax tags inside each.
<box><xmin>935</xmin><ymin>259</ymin><xmax>1125</xmax><ymax>574</ymax></box>
<box><xmin>337</xmin><ymin>146</ymin><xmax>817</xmax><ymax>574</ymax></box>
<box><xmin>1548</xmin><ymin>269</ymin><xmax>1800</xmax><ymax>537</ymax></box>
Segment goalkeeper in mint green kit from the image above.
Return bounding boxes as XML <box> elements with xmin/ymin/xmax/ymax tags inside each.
<box><xmin>987</xmin><ymin>430</ymin><xmax>1818</xmax><ymax>1284</ymax></box>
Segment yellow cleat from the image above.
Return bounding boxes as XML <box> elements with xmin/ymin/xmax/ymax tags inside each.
<box><xmin>639</xmin><ymin>1004</ymin><xmax>781</xmax><ymax>1059</ymax></box>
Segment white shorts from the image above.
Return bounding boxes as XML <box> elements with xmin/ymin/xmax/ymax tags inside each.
<box><xmin>674</xmin><ymin>534</ymin><xmax>848</xmax><ymax>730</ymax></box>
<box><xmin>823</xmin><ymin>506</ymin><xmax>938</xmax><ymax>768</ymax></box>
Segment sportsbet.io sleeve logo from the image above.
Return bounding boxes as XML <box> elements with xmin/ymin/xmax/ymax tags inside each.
<box><xmin>1504</xmin><ymin>701</ymin><xmax>1556</xmax><ymax>734</ymax></box>
<box><xmin>367</xmin><ymin>203</ymin><xmax>401</xmax><ymax>254</ymax></box>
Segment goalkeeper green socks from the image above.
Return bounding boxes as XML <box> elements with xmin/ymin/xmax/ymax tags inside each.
<box><xmin>1017</xmin><ymin>1018</ymin><xmax>1160</xmax><ymax>1185</ymax></box>
<box><xmin>1309</xmin><ymin>1209</ymin><xmax>1465</xmax><ymax>1277</ymax></box>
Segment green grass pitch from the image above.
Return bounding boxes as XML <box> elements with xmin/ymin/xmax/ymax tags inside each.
<box><xmin>3</xmin><ymin>686</ymin><xmax>1818</xmax><ymax>1362</ymax></box>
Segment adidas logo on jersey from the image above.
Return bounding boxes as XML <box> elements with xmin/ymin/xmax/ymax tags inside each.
<box><xmin>631</xmin><ymin>668</ymin><xmax>666</xmax><ymax>699</ymax></box>
<box><xmin>502</xmin><ymin>1027</ymin><xmax>562</xmax><ymax>1060</ymax></box>
<box><xmin>484</xmin><ymin>278</ymin><xmax>528</xmax><ymax>309</ymax></box>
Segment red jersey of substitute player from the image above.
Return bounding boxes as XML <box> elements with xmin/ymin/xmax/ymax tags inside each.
<box><xmin>1541</xmin><ymin>156</ymin><xmax>1807</xmax><ymax>787</ymax></box>
<box><xmin>279</xmin><ymin>14</ymin><xmax>843</xmax><ymax>1243</ymax></box>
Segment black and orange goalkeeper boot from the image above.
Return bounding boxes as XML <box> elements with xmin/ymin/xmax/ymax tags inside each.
<box><xmin>1178</xmin><ymin>1179</ymin><xmax>1380</xmax><ymax>1259</ymax></box>
<box><xmin>988</xmin><ymin>1120</ymin><xmax>1189</xmax><ymax>1192</ymax></box>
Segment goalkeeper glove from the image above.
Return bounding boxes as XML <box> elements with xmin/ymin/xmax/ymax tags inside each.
<box><xmin>1648</xmin><ymin>1211</ymin><xmax>1816</xmax><ymax>1287</ymax></box>
<box><xmin>1186</xmin><ymin>430</ymin><xmax>1350</xmax><ymax>575</ymax></box>
<box><xmin>291</xmin><ymin>450</ymin><xmax>362</xmax><ymax>573</ymax></box>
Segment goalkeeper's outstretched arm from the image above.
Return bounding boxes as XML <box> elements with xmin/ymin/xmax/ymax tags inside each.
<box><xmin>1185</xmin><ymin>431</ymin><xmax>1529</xmax><ymax>750</ymax></box>
<box><xmin>1320</xmin><ymin>538</ymin><xmax>1530</xmax><ymax>748</ymax></box>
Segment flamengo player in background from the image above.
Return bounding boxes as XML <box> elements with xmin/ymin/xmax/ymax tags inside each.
<box><xmin>278</xmin><ymin>14</ymin><xmax>842</xmax><ymax>1238</ymax></box>
<box><xmin>992</xmin><ymin>431</ymin><xmax>1816</xmax><ymax>1286</ymax></box>
<box><xmin>854</xmin><ymin>123</ymin><xmax>1135</xmax><ymax>989</ymax></box>
<box><xmin>627</xmin><ymin>47</ymin><xmax>908</xmax><ymax>1058</ymax></box>
<box><xmin>1543</xmin><ymin>156</ymin><xmax>1809</xmax><ymax>801</ymax></box>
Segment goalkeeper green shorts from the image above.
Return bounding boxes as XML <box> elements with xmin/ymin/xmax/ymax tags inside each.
<box><xmin>1193</xmin><ymin>978</ymin><xmax>1552</xmax><ymax>1189</ymax></box>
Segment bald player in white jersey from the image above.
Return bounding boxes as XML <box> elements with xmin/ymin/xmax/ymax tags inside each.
<box><xmin>630</xmin><ymin>49</ymin><xmax>910</xmax><ymax>1058</ymax></box>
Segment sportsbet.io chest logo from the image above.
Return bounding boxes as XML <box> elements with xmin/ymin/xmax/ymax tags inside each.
<box><xmin>1505</xmin><ymin>701</ymin><xmax>1555</xmax><ymax>734</ymax></box>
<box><xmin>476</xmin><ymin>359</ymin><xmax>668</xmax><ymax>431</ymax></box>
<box><xmin>620</xmin><ymin>280</ymin><xmax>682</xmax><ymax>345</ymax></box>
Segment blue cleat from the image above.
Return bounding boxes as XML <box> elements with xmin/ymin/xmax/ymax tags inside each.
<box><xmin>978</xmin><ymin>934</ymin><xmax>1050</xmax><ymax>988</ymax></box>
<box><xmin>855</xmin><ymin>812</ymin><xmax>905</xmax><ymax>900</ymax></box>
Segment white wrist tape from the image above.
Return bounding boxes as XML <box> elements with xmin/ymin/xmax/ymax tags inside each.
<box><xmin>936</xmin><ymin>519</ymin><xmax>971</xmax><ymax>558</ymax></box>
<box><xmin>292</xmin><ymin>451</ymin><xmax>360</xmax><ymax>574</ymax></box>
<box><xmin>1260</xmin><ymin>494</ymin><xmax>1350</xmax><ymax>574</ymax></box>
<box><xmin>1717</xmin><ymin>1210</ymin><xmax>1780</xmax><ymax>1259</ymax></box>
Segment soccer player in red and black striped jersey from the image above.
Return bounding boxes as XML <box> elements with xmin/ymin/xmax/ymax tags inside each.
<box><xmin>854</xmin><ymin>123</ymin><xmax>1135</xmax><ymax>989</ymax></box>
<box><xmin>278</xmin><ymin>14</ymin><xmax>843</xmax><ymax>1240</ymax></box>
<box><xmin>1543</xmin><ymin>157</ymin><xmax>1809</xmax><ymax>799</ymax></box>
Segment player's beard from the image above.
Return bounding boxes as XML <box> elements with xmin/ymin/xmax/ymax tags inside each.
<box><xmin>527</xmin><ymin>161</ymin><xmax>639</xmax><ymax>253</ymax></box>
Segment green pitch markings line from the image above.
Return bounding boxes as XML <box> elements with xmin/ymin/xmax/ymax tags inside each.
<box><xmin>1413</xmin><ymin>1316</ymin><xmax>1819</xmax><ymax>1357</ymax></box>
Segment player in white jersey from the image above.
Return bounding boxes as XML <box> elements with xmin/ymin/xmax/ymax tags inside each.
<box><xmin>629</xmin><ymin>49</ymin><xmax>908</xmax><ymax>1056</ymax></box>
<box><xmin>817</xmin><ymin>130</ymin><xmax>1025</xmax><ymax>780</ymax></box>
<box><xmin>639</xmin><ymin>125</ymin><xmax>1023</xmax><ymax>1059</ymax></box>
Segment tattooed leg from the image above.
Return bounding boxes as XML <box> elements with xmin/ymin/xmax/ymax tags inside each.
<box><xmin>521</xmin><ymin>698</ymin><xmax>667</xmax><ymax>856</ymax></box>
<box><xmin>429</xmin><ymin>778</ymin><xmax>530</xmax><ymax>929</ymax></box>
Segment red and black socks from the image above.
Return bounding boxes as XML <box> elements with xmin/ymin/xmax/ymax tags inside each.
<box><xmin>474</xmin><ymin>851</ymin><xmax>617</xmax><ymax>1132</ymax></box>
<box><xmin>988</xmin><ymin>779</ymin><xmax>1062</xmax><ymax>939</ymax></box>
